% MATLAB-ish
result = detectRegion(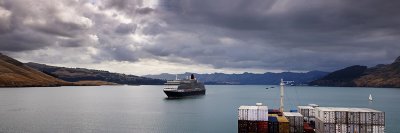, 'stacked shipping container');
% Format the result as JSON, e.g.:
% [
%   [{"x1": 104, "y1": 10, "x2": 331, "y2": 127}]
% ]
[
  {"x1": 277, "y1": 116, "x2": 289, "y2": 133},
  {"x1": 283, "y1": 112, "x2": 304, "y2": 133},
  {"x1": 269, "y1": 116, "x2": 279, "y2": 133},
  {"x1": 314, "y1": 107, "x2": 385, "y2": 133},
  {"x1": 304, "y1": 122, "x2": 315, "y2": 133},
  {"x1": 238, "y1": 104, "x2": 269, "y2": 133},
  {"x1": 298, "y1": 106, "x2": 316, "y2": 128}
]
